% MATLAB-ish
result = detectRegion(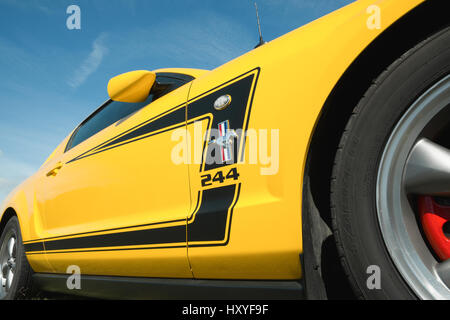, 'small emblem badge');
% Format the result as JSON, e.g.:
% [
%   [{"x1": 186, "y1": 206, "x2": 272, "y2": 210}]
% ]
[
  {"x1": 208, "y1": 120, "x2": 238, "y2": 163},
  {"x1": 214, "y1": 94, "x2": 232, "y2": 111}
]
